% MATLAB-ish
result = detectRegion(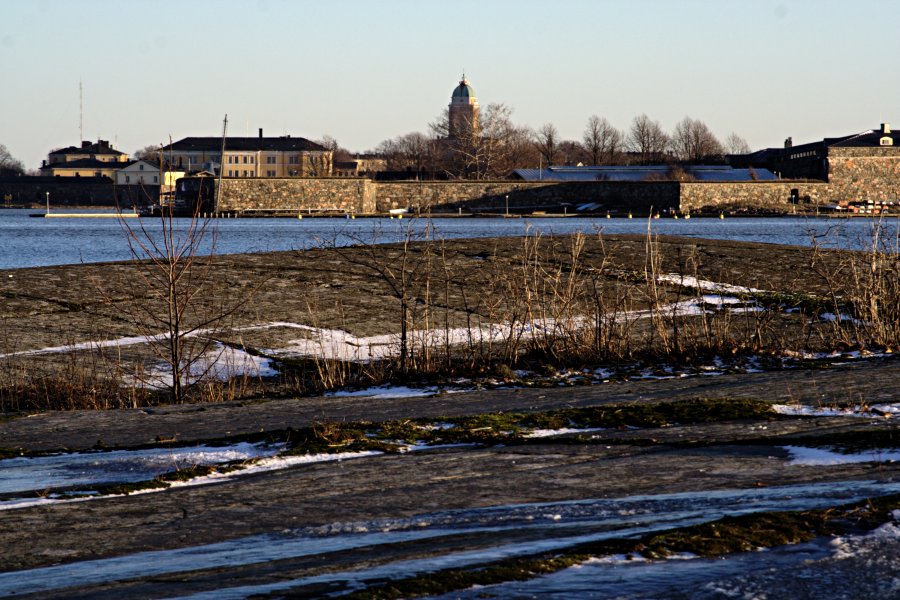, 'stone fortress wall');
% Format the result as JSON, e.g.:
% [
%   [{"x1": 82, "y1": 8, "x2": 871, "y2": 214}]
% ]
[
  {"x1": 6, "y1": 147, "x2": 894, "y2": 214},
  {"x1": 216, "y1": 178, "x2": 684, "y2": 215},
  {"x1": 826, "y1": 147, "x2": 900, "y2": 204},
  {"x1": 215, "y1": 177, "x2": 835, "y2": 215},
  {"x1": 212, "y1": 147, "x2": 899, "y2": 215}
]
